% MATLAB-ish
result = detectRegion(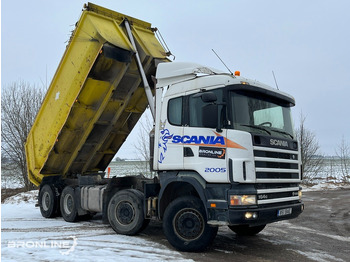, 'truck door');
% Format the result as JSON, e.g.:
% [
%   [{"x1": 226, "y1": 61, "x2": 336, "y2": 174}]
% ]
[
  {"x1": 156, "y1": 95, "x2": 184, "y2": 170},
  {"x1": 183, "y1": 89, "x2": 229, "y2": 183}
]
